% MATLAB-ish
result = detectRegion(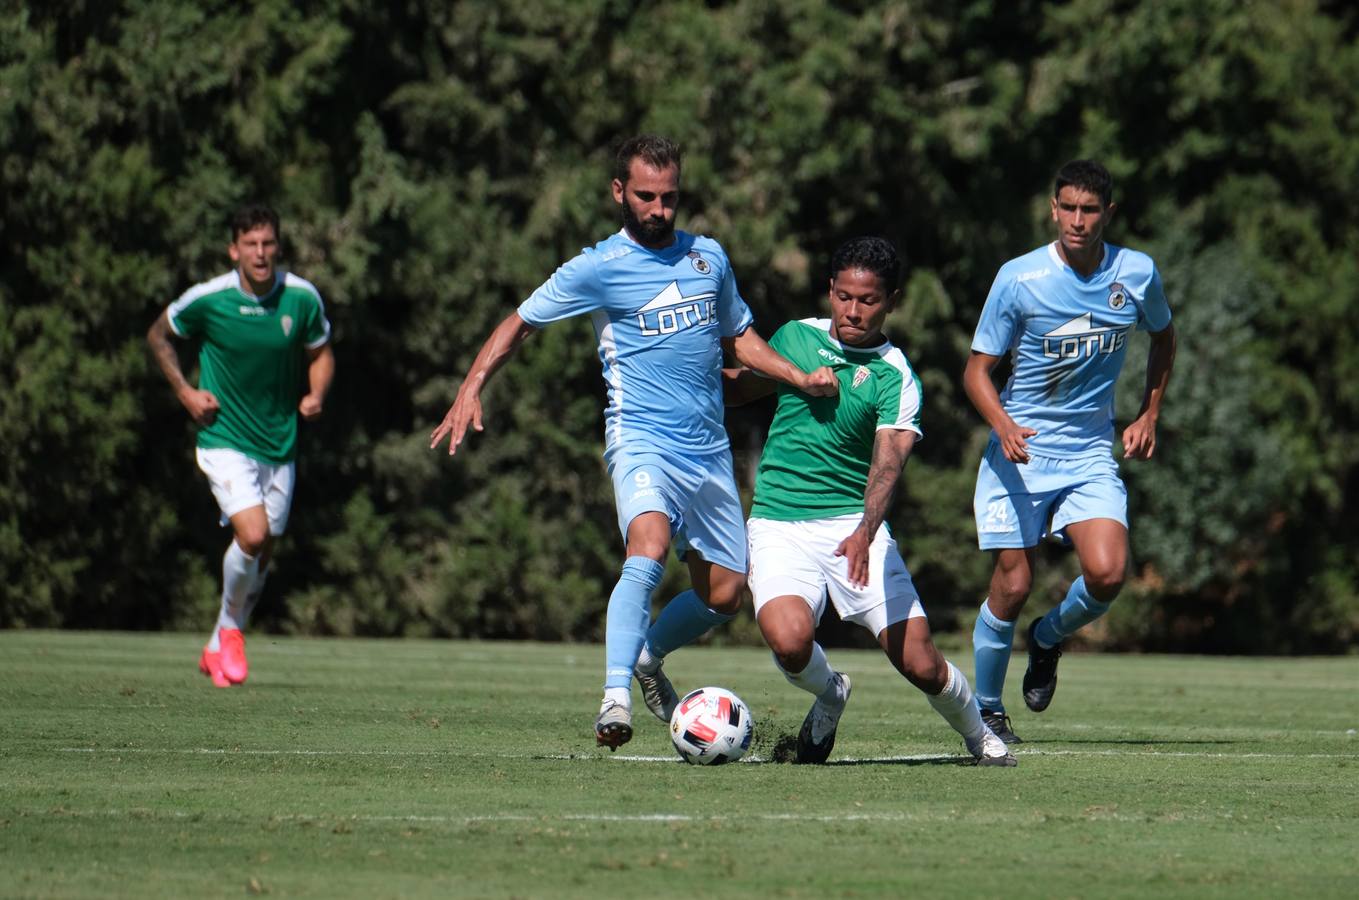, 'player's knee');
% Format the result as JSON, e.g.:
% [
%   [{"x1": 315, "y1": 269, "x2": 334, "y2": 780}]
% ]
[
  {"x1": 761, "y1": 622, "x2": 813, "y2": 669},
  {"x1": 703, "y1": 586, "x2": 743, "y2": 617},
  {"x1": 898, "y1": 648, "x2": 945, "y2": 693},
  {"x1": 701, "y1": 572, "x2": 746, "y2": 616},
  {"x1": 993, "y1": 575, "x2": 1031, "y2": 608},
  {"x1": 234, "y1": 530, "x2": 270, "y2": 558},
  {"x1": 768, "y1": 637, "x2": 812, "y2": 673},
  {"x1": 1084, "y1": 568, "x2": 1125, "y2": 601}
]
